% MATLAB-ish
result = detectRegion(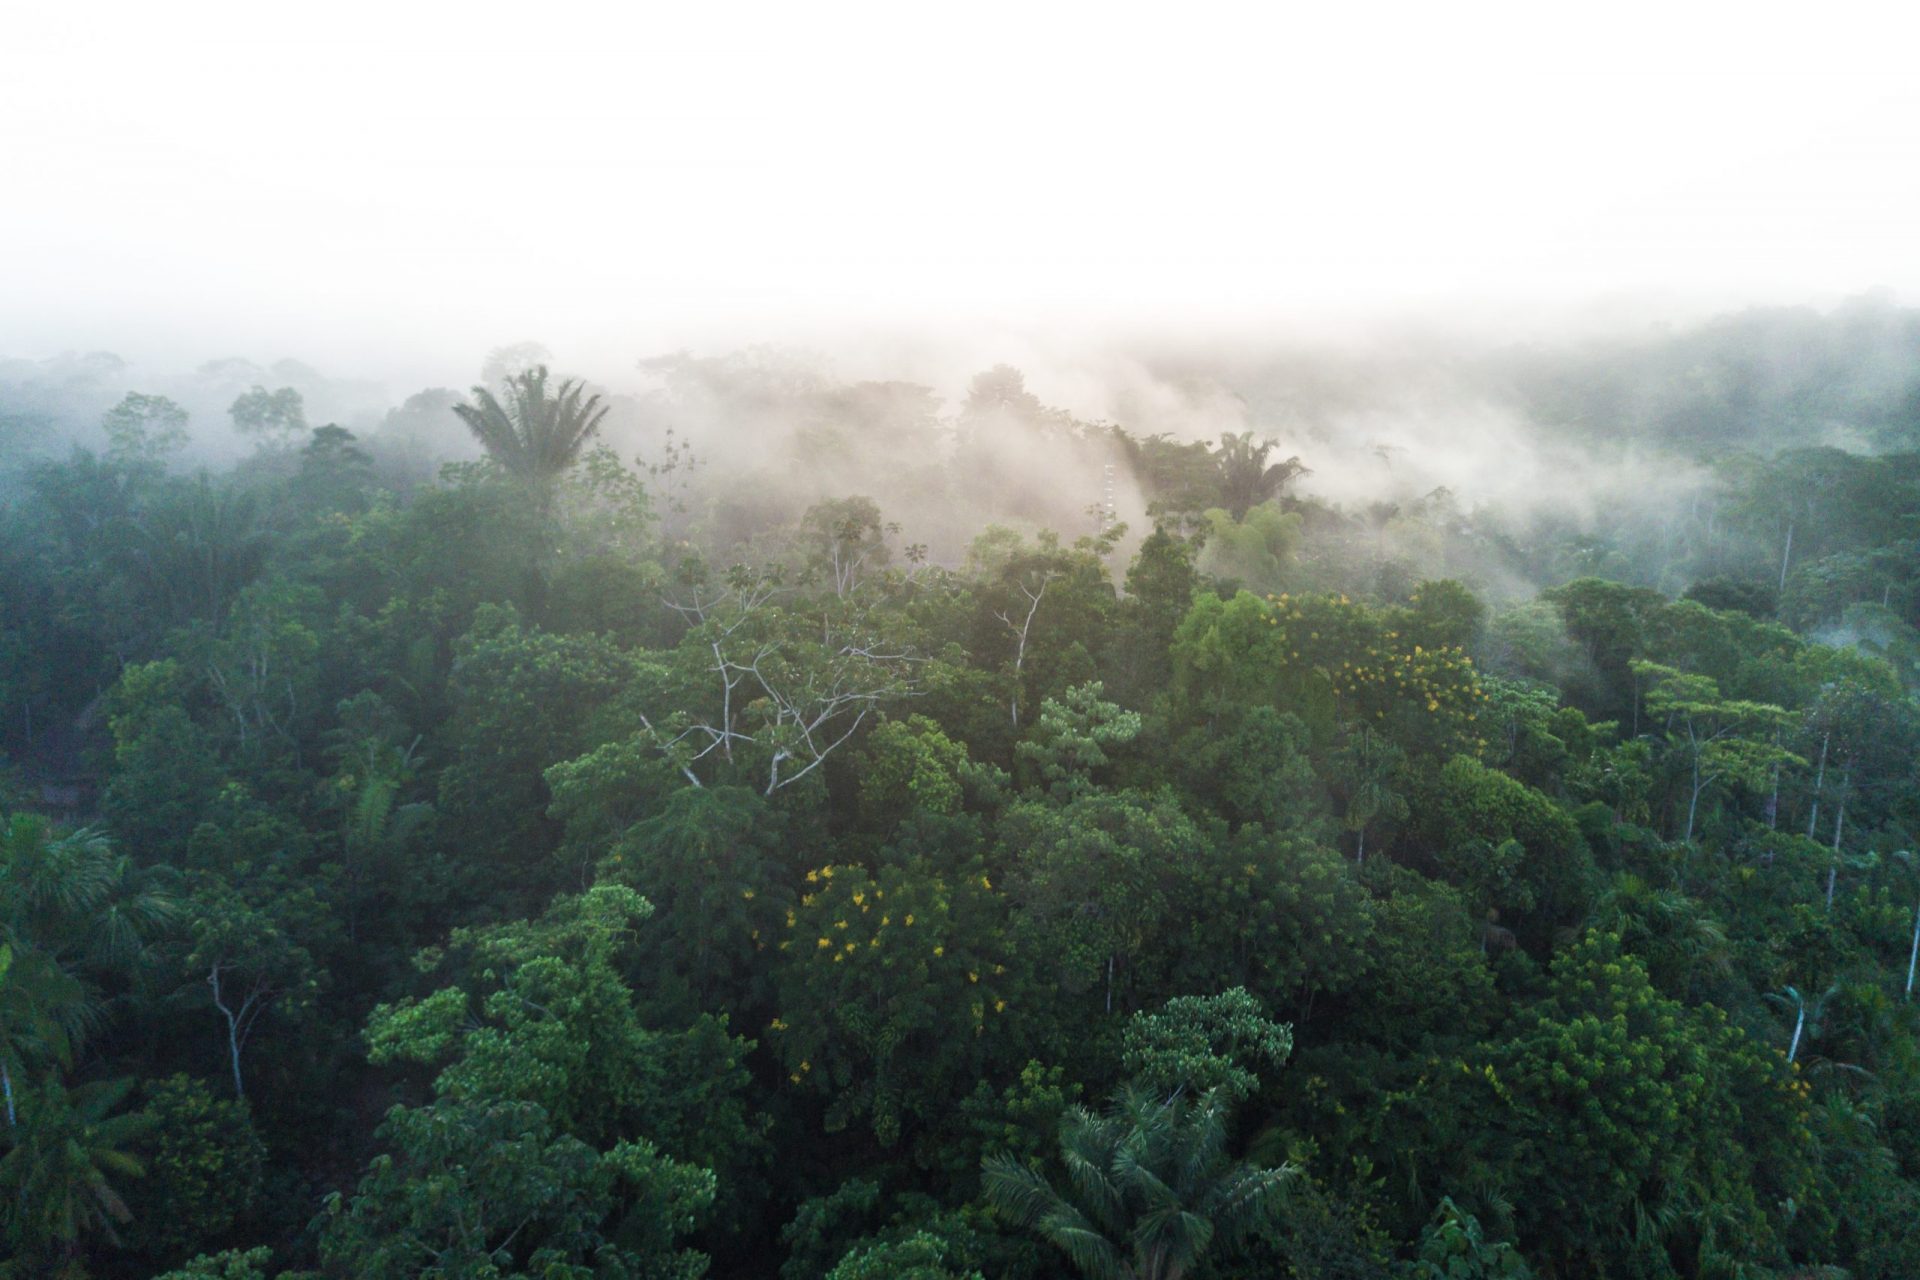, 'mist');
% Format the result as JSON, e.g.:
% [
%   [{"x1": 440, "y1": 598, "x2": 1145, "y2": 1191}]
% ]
[{"x1": 6, "y1": 294, "x2": 1917, "y2": 619}]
